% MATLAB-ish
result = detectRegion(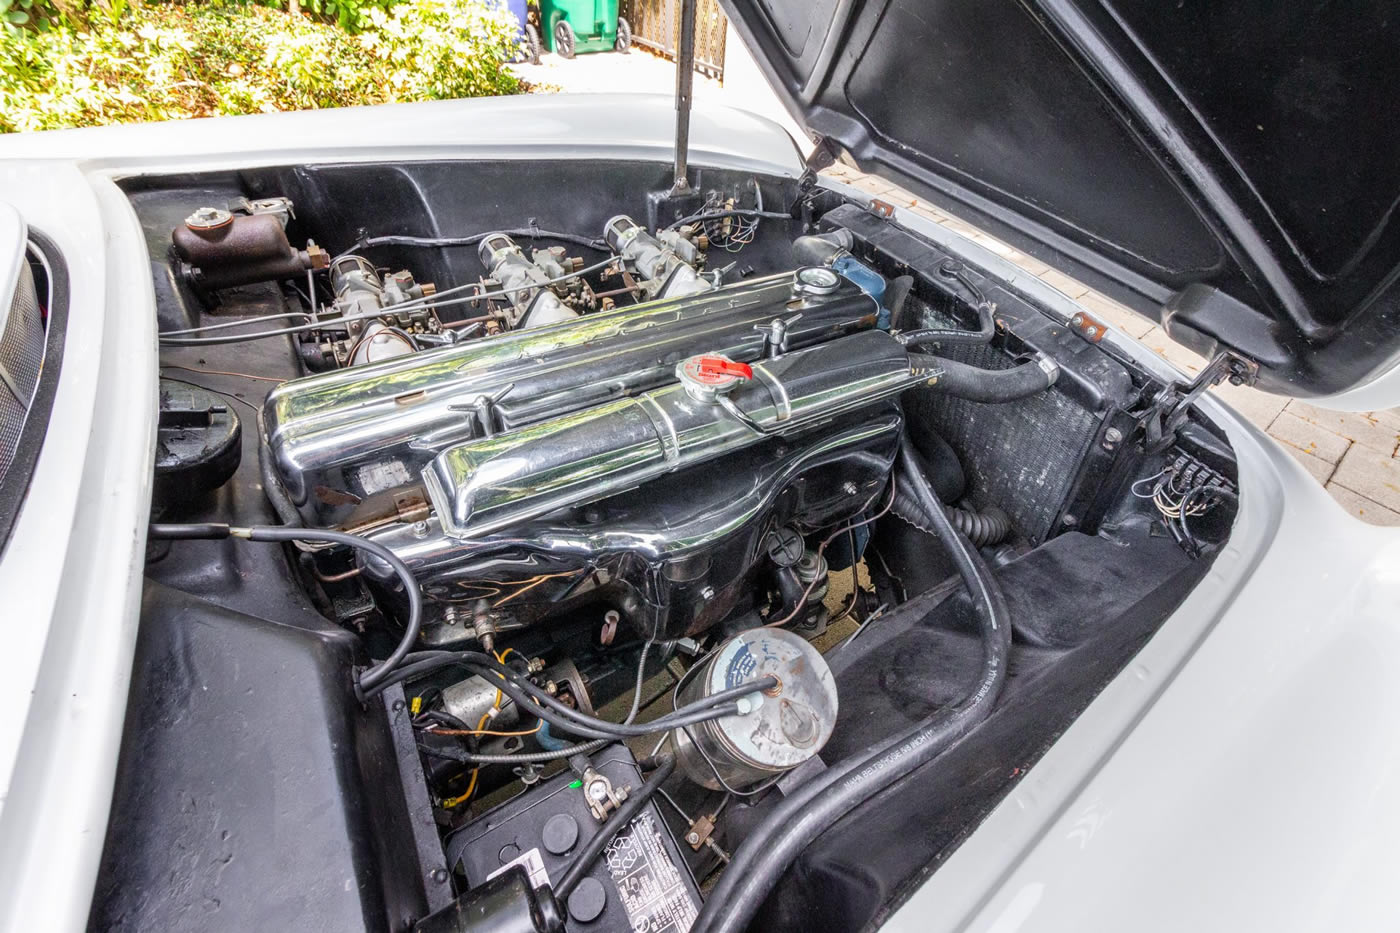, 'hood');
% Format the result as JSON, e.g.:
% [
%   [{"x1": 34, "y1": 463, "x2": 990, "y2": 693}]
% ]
[{"x1": 723, "y1": 0, "x2": 1400, "y2": 402}]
